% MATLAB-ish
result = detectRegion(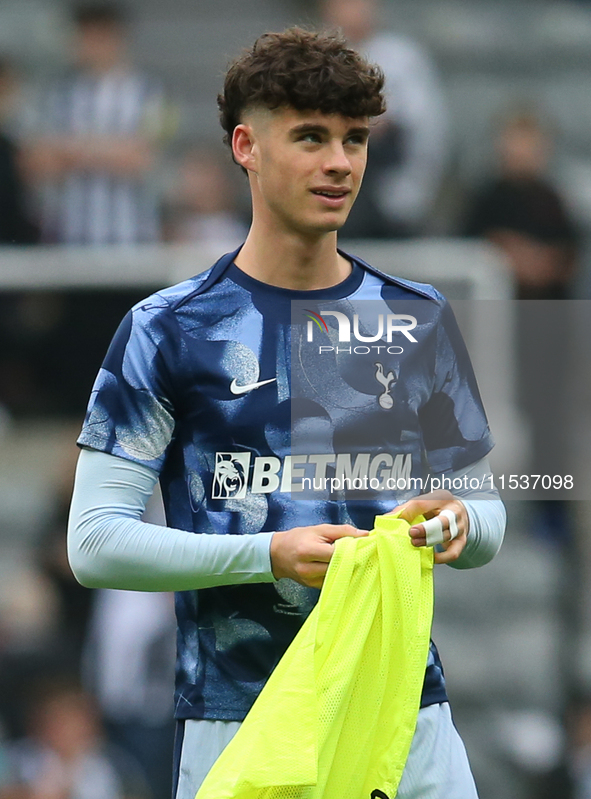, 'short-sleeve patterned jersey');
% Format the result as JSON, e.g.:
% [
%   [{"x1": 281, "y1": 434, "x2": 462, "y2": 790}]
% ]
[{"x1": 78, "y1": 248, "x2": 494, "y2": 721}]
